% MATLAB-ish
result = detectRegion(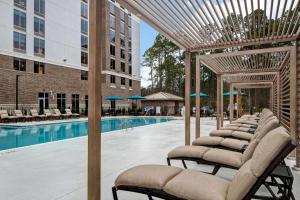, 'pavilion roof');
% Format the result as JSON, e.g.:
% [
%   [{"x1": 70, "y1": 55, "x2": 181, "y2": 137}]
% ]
[{"x1": 116, "y1": 0, "x2": 300, "y2": 51}]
